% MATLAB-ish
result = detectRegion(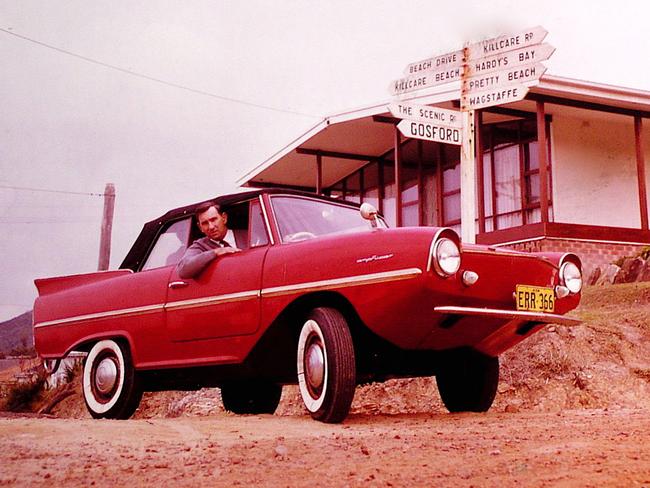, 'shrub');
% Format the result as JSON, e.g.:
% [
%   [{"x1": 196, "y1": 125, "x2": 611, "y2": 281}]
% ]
[
  {"x1": 63, "y1": 360, "x2": 83, "y2": 383},
  {"x1": 1, "y1": 372, "x2": 47, "y2": 412}
]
